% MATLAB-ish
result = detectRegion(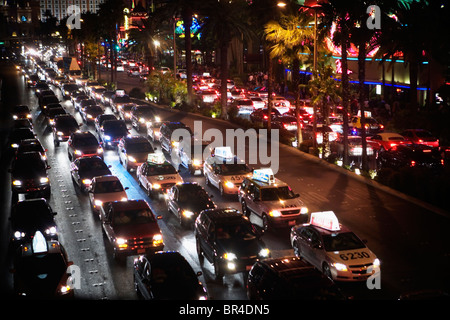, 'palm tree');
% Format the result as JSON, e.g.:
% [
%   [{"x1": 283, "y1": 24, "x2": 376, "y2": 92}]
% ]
[
  {"x1": 199, "y1": 0, "x2": 252, "y2": 119},
  {"x1": 264, "y1": 11, "x2": 314, "y2": 146},
  {"x1": 127, "y1": 13, "x2": 170, "y2": 73},
  {"x1": 307, "y1": 65, "x2": 341, "y2": 159}
]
